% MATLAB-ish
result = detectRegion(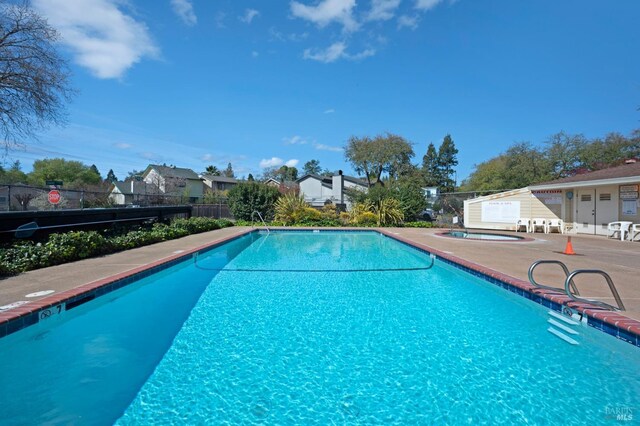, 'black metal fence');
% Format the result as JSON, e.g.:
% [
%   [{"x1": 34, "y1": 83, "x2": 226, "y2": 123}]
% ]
[{"x1": 0, "y1": 184, "x2": 234, "y2": 219}]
